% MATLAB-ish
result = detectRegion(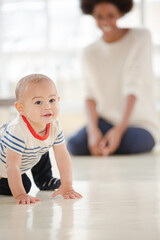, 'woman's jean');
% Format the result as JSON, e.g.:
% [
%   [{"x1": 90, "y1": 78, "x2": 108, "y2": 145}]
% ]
[{"x1": 67, "y1": 118, "x2": 155, "y2": 155}]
